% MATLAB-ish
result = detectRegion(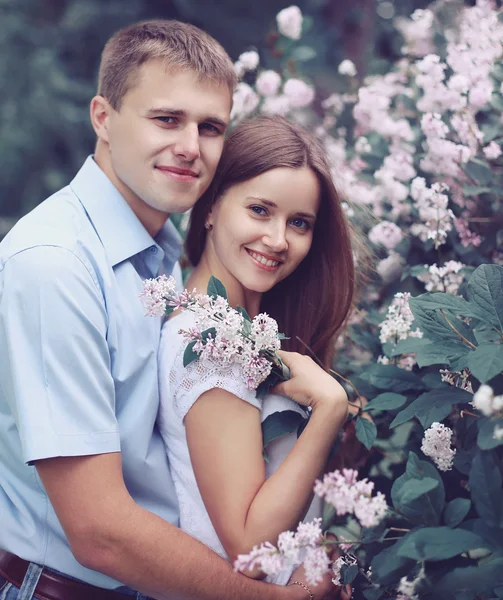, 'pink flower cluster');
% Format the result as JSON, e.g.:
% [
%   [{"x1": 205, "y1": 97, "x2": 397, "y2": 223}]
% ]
[
  {"x1": 378, "y1": 292, "x2": 423, "y2": 346},
  {"x1": 409, "y1": 178, "x2": 454, "y2": 249},
  {"x1": 139, "y1": 275, "x2": 281, "y2": 390},
  {"x1": 314, "y1": 469, "x2": 388, "y2": 528},
  {"x1": 233, "y1": 518, "x2": 328, "y2": 586},
  {"x1": 415, "y1": 260, "x2": 465, "y2": 294}
]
